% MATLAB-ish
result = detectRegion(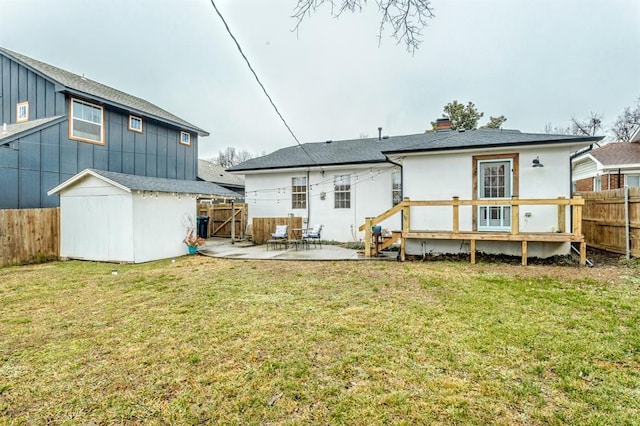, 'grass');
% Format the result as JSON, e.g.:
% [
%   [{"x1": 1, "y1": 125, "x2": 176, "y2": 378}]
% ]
[{"x1": 0, "y1": 257, "x2": 639, "y2": 424}]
